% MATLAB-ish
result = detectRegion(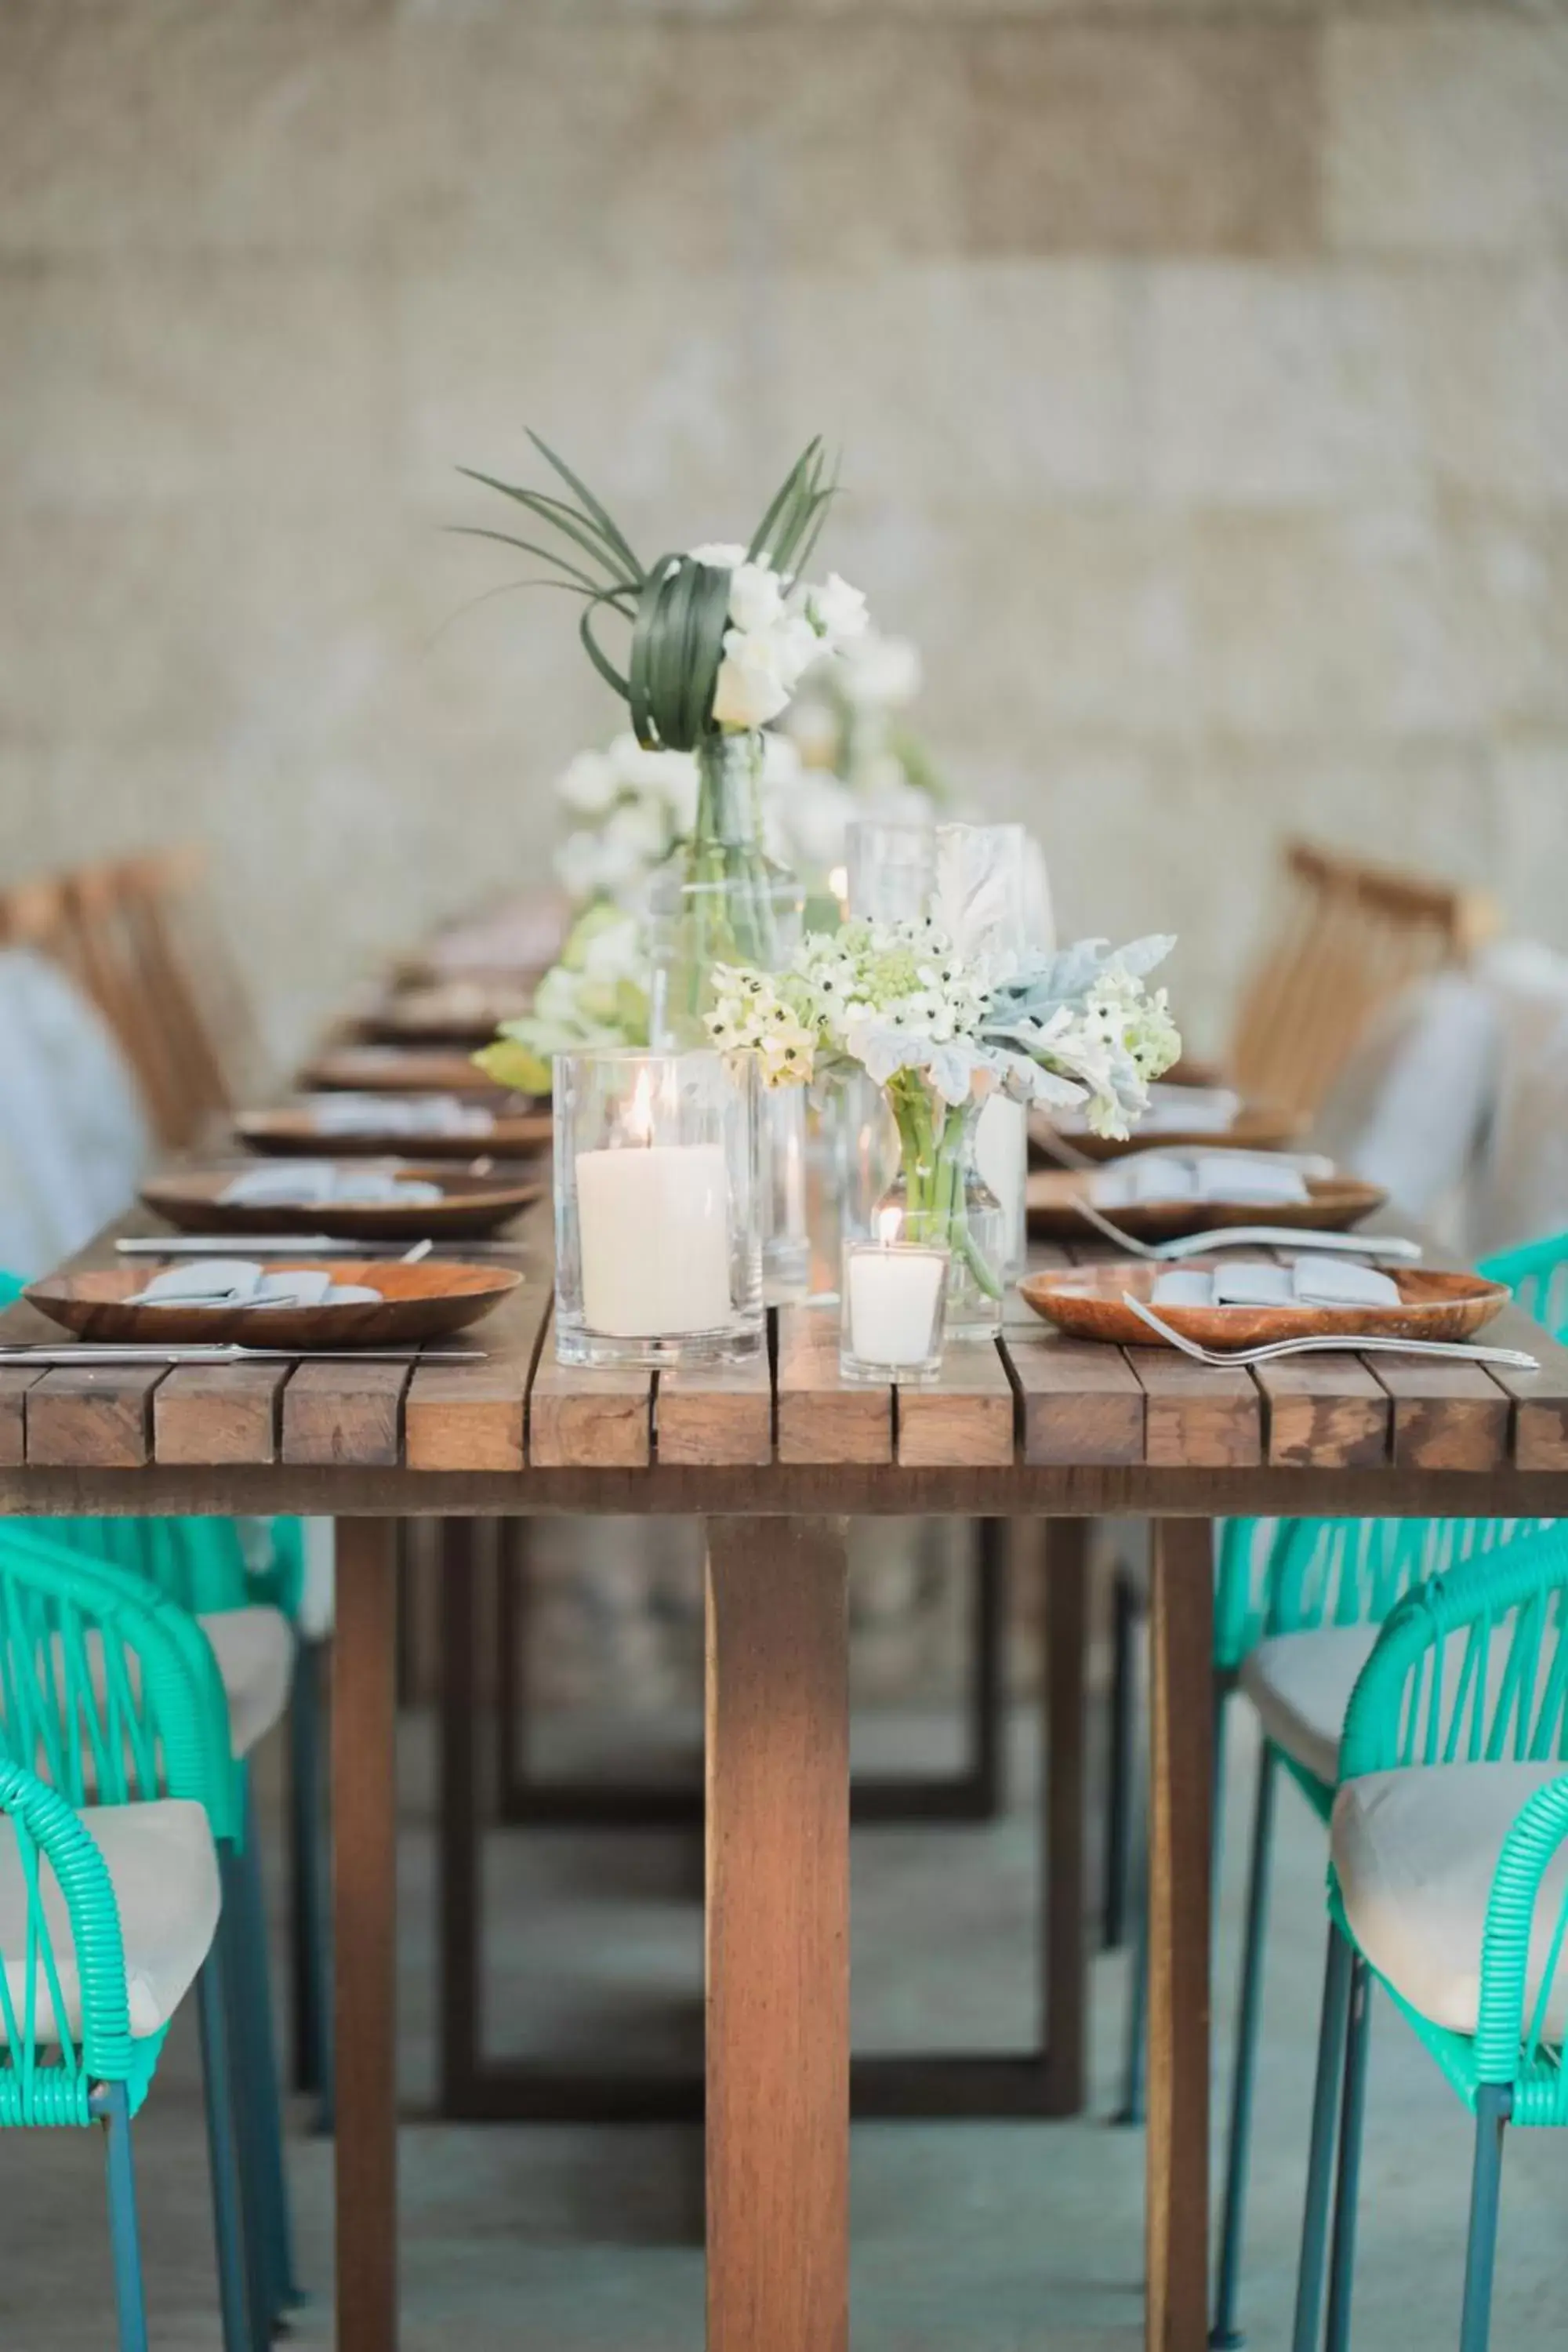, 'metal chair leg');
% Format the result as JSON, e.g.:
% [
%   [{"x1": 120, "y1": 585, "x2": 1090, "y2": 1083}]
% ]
[
  {"x1": 224, "y1": 1803, "x2": 303, "y2": 2318},
  {"x1": 1323, "y1": 1949, "x2": 1373, "y2": 2352},
  {"x1": 289, "y1": 1635, "x2": 335, "y2": 2132},
  {"x1": 1112, "y1": 1773, "x2": 1149, "y2": 2127},
  {"x1": 1210, "y1": 1740, "x2": 1279, "y2": 2350},
  {"x1": 197, "y1": 1947, "x2": 262, "y2": 2352},
  {"x1": 1292, "y1": 1922, "x2": 1354, "y2": 2352},
  {"x1": 1459, "y1": 2085, "x2": 1510, "y2": 2352},
  {"x1": 1102, "y1": 1566, "x2": 1138, "y2": 1951},
  {"x1": 97, "y1": 2082, "x2": 151, "y2": 2352}
]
